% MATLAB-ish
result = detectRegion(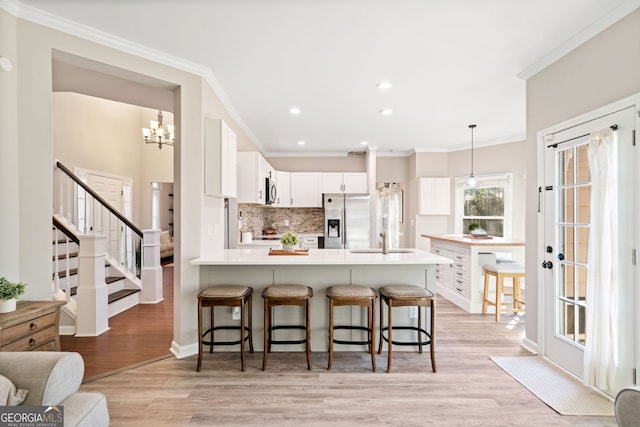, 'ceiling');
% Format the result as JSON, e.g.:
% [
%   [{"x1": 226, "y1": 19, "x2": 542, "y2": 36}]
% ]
[{"x1": 17, "y1": 0, "x2": 639, "y2": 156}]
